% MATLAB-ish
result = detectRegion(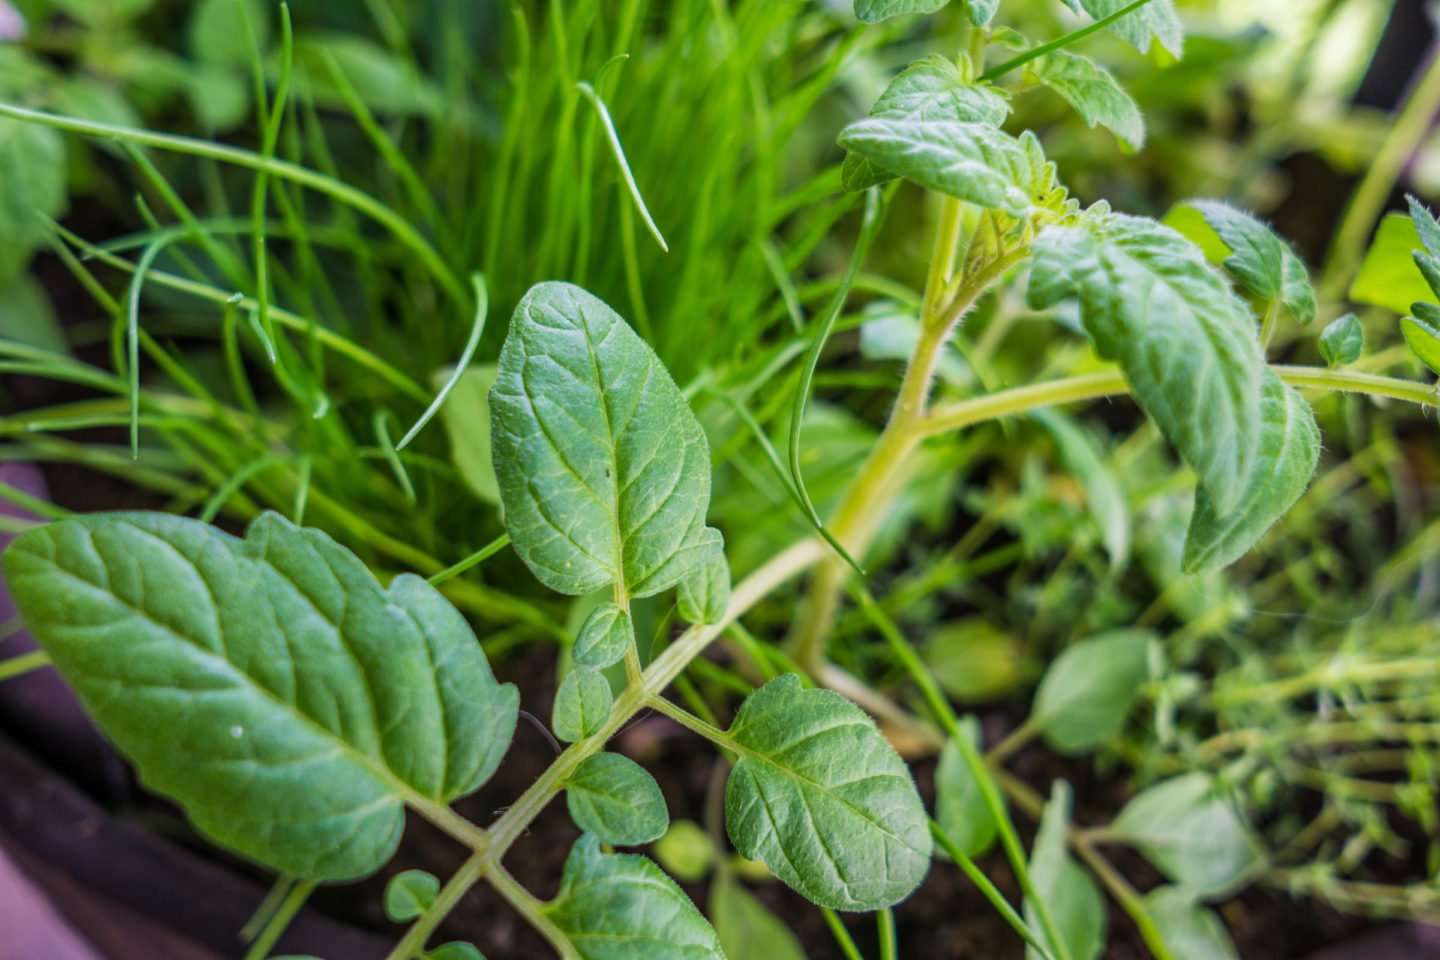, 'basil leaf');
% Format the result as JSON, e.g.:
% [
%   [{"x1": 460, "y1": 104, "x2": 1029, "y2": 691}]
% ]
[
  {"x1": 724, "y1": 674, "x2": 932, "y2": 911},
  {"x1": 553, "y1": 667, "x2": 613, "y2": 743},
  {"x1": 437, "y1": 363, "x2": 501, "y2": 505},
  {"x1": 1033, "y1": 51, "x2": 1144, "y2": 149},
  {"x1": 711, "y1": 874, "x2": 807, "y2": 960},
  {"x1": 1186, "y1": 200, "x2": 1315, "y2": 326},
  {"x1": 1112, "y1": 773, "x2": 1265, "y2": 897},
  {"x1": 1060, "y1": 0, "x2": 1183, "y2": 55},
  {"x1": 1029, "y1": 211, "x2": 1264, "y2": 517},
  {"x1": 935, "y1": 717, "x2": 999, "y2": 858},
  {"x1": 1402, "y1": 315, "x2": 1440, "y2": 376},
  {"x1": 1025, "y1": 782, "x2": 1106, "y2": 960},
  {"x1": 543, "y1": 835, "x2": 724, "y2": 959},
  {"x1": 573, "y1": 602, "x2": 634, "y2": 669},
  {"x1": 2, "y1": 512, "x2": 518, "y2": 881},
  {"x1": 677, "y1": 550, "x2": 730, "y2": 625},
  {"x1": 491, "y1": 282, "x2": 722, "y2": 599},
  {"x1": 1318, "y1": 313, "x2": 1363, "y2": 367},
  {"x1": 565, "y1": 751, "x2": 669, "y2": 845},
  {"x1": 841, "y1": 56, "x2": 1010, "y2": 192},
  {"x1": 385, "y1": 869, "x2": 440, "y2": 922},
  {"x1": 853, "y1": 0, "x2": 950, "y2": 24},
  {"x1": 1182, "y1": 370, "x2": 1320, "y2": 574},
  {"x1": 1031, "y1": 630, "x2": 1152, "y2": 755},
  {"x1": 1143, "y1": 887, "x2": 1240, "y2": 960}
]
